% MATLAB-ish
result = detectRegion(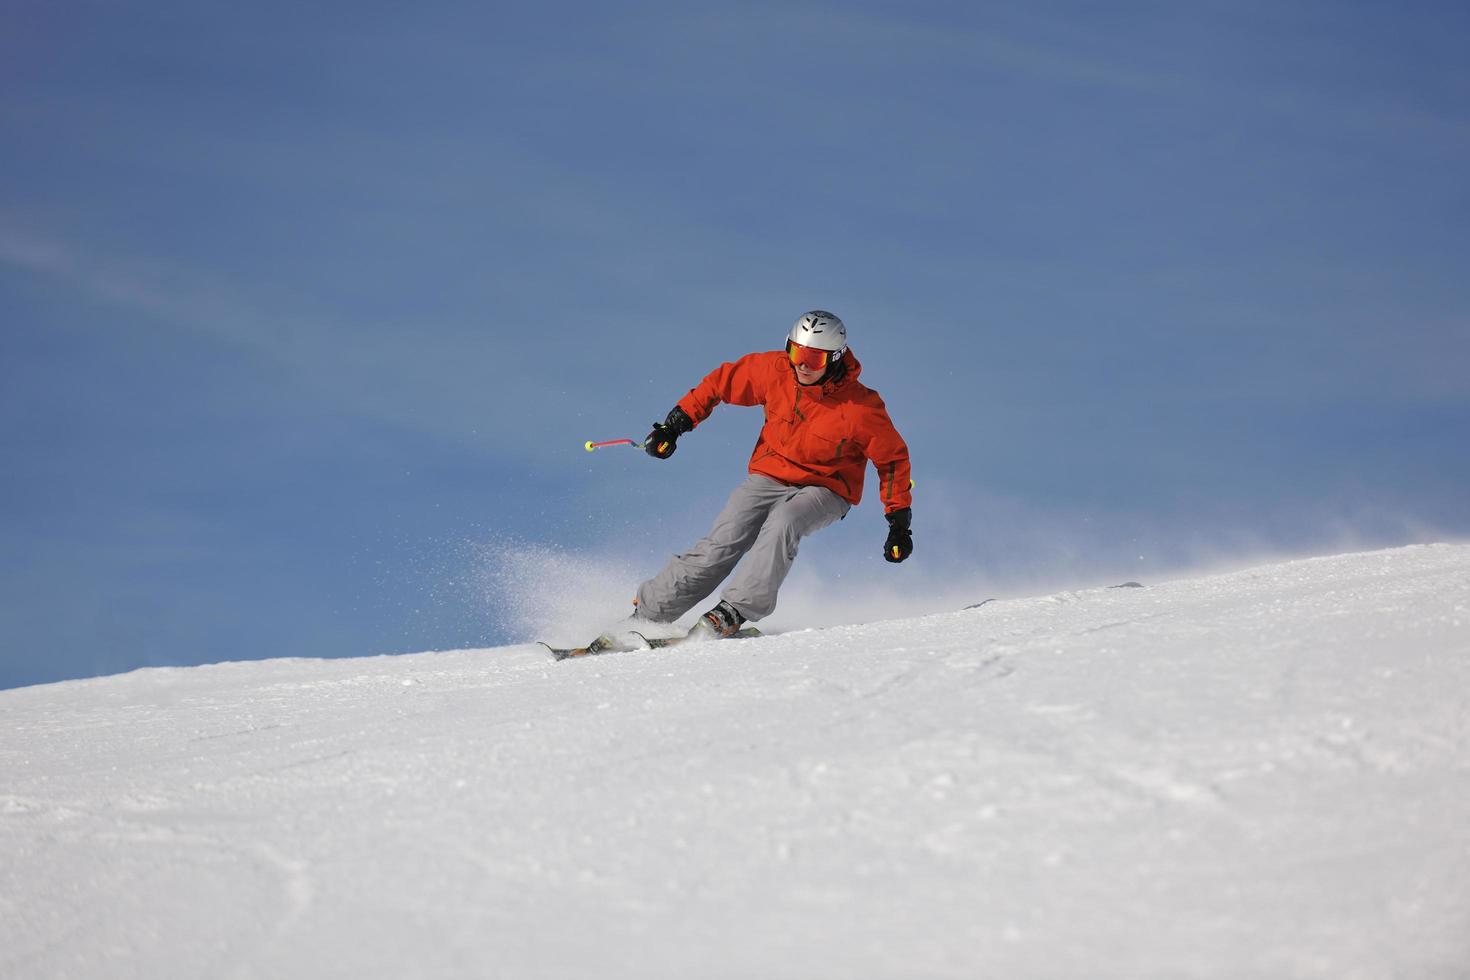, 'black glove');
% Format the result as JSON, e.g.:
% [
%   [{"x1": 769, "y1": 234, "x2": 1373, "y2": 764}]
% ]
[
  {"x1": 883, "y1": 507, "x2": 913, "y2": 563},
  {"x1": 644, "y1": 406, "x2": 694, "y2": 459}
]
